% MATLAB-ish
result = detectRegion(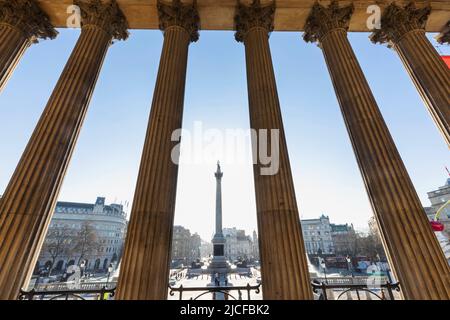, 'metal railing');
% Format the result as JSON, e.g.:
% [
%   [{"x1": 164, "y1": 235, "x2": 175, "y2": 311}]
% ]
[
  {"x1": 169, "y1": 283, "x2": 261, "y2": 300},
  {"x1": 31, "y1": 281, "x2": 116, "y2": 291},
  {"x1": 19, "y1": 282, "x2": 117, "y2": 300},
  {"x1": 18, "y1": 278, "x2": 400, "y2": 300},
  {"x1": 313, "y1": 276, "x2": 389, "y2": 285},
  {"x1": 311, "y1": 280, "x2": 400, "y2": 300}
]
